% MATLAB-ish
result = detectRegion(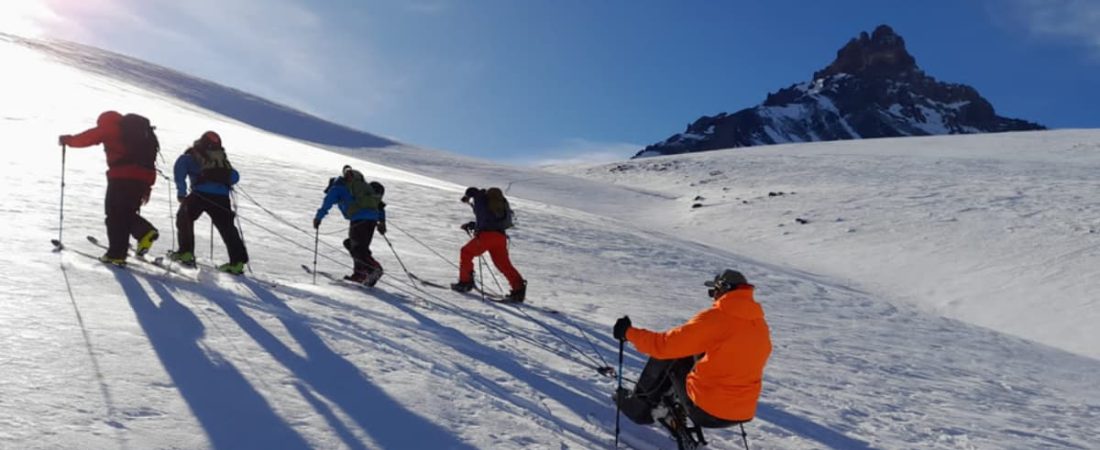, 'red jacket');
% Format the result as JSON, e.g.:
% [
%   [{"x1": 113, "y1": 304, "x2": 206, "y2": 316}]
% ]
[
  {"x1": 626, "y1": 286, "x2": 772, "y2": 421},
  {"x1": 64, "y1": 111, "x2": 156, "y2": 185}
]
